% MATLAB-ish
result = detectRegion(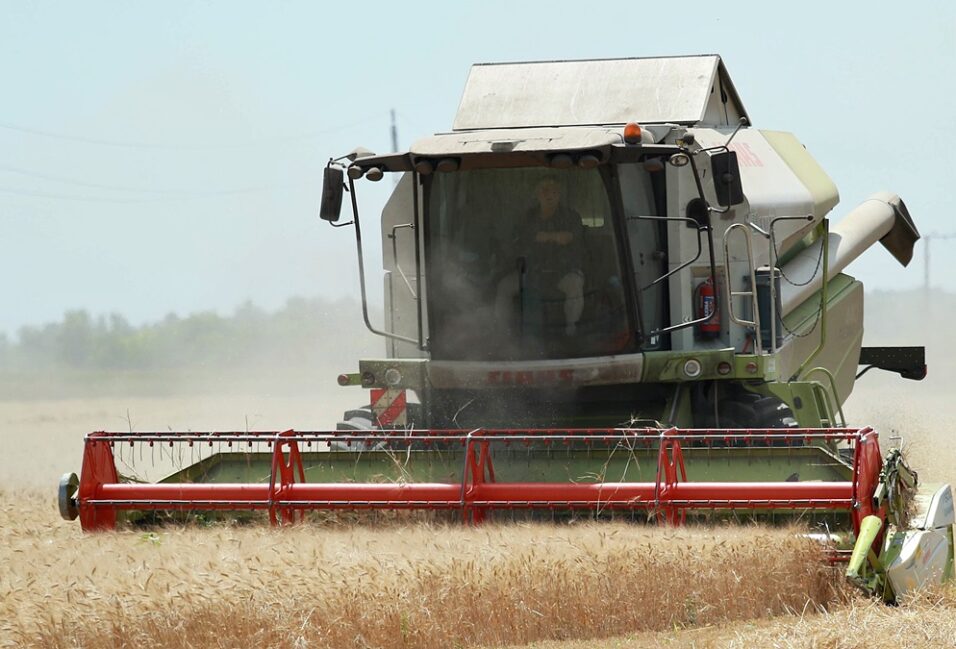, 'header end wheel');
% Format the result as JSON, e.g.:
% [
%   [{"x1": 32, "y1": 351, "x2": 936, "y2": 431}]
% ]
[{"x1": 58, "y1": 472, "x2": 79, "y2": 521}]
